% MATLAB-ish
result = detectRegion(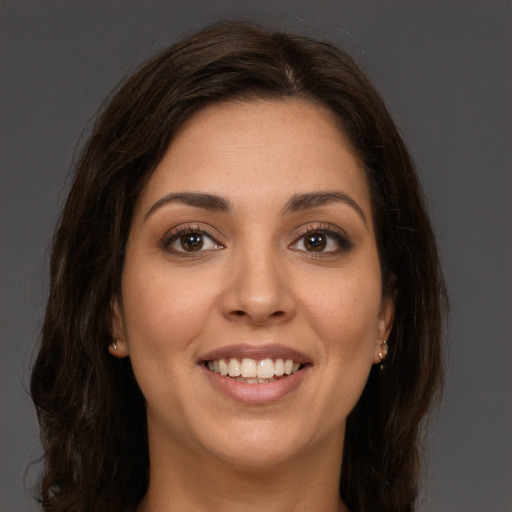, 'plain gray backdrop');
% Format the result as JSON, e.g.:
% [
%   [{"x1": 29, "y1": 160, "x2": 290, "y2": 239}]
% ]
[{"x1": 1, "y1": 1, "x2": 511, "y2": 511}]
